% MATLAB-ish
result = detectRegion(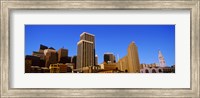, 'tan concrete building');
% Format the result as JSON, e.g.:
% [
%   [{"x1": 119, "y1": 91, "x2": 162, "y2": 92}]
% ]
[
  {"x1": 45, "y1": 50, "x2": 57, "y2": 68},
  {"x1": 32, "y1": 51, "x2": 45, "y2": 60},
  {"x1": 117, "y1": 42, "x2": 140, "y2": 73},
  {"x1": 127, "y1": 41, "x2": 140, "y2": 72},
  {"x1": 49, "y1": 63, "x2": 68, "y2": 73},
  {"x1": 98, "y1": 62, "x2": 120, "y2": 73},
  {"x1": 100, "y1": 62, "x2": 117, "y2": 70},
  {"x1": 116, "y1": 56, "x2": 128, "y2": 72},
  {"x1": 77, "y1": 32, "x2": 95, "y2": 72}
]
